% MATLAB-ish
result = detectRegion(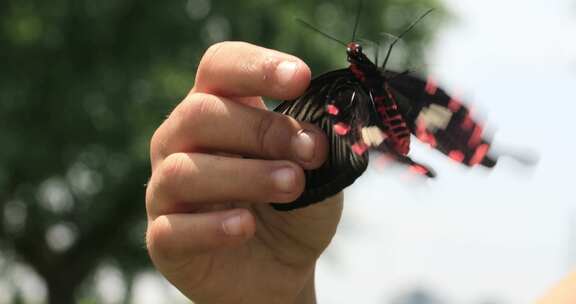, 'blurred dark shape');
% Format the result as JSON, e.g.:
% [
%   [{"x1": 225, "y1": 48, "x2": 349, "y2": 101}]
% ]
[
  {"x1": 389, "y1": 286, "x2": 446, "y2": 304},
  {"x1": 0, "y1": 0, "x2": 444, "y2": 303},
  {"x1": 388, "y1": 287, "x2": 509, "y2": 304}
]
